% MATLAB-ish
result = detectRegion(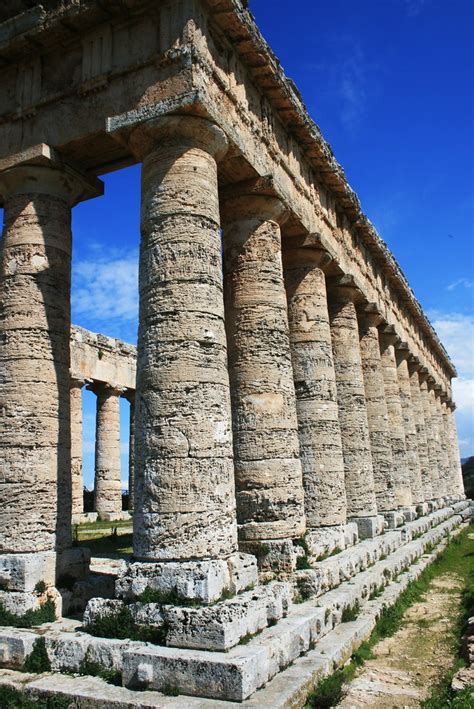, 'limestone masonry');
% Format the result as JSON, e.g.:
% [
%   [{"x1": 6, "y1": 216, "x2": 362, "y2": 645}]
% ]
[{"x1": 0, "y1": 1, "x2": 468, "y2": 706}]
